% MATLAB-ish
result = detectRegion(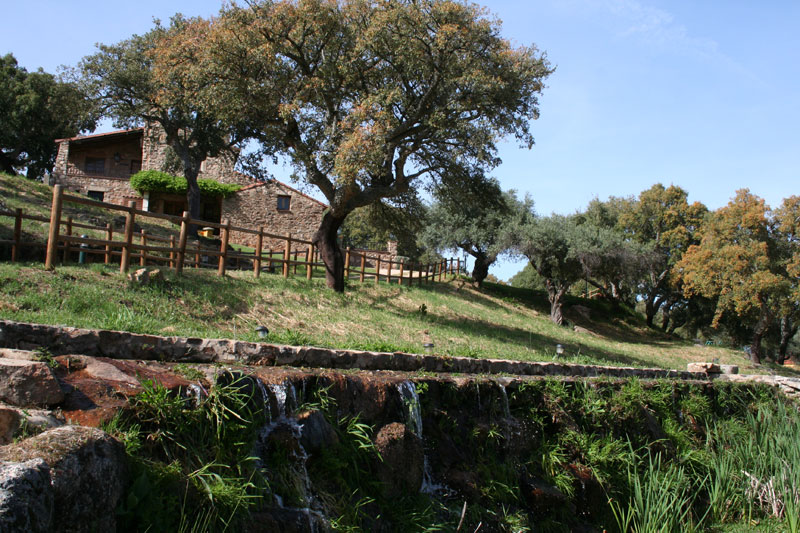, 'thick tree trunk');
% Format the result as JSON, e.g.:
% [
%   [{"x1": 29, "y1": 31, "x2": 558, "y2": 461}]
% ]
[
  {"x1": 313, "y1": 211, "x2": 347, "y2": 292},
  {"x1": 471, "y1": 252, "x2": 491, "y2": 287},
  {"x1": 660, "y1": 296, "x2": 679, "y2": 332},
  {"x1": 184, "y1": 166, "x2": 202, "y2": 238},
  {"x1": 645, "y1": 292, "x2": 667, "y2": 328},
  {"x1": 749, "y1": 308, "x2": 772, "y2": 365},
  {"x1": 778, "y1": 316, "x2": 797, "y2": 364},
  {"x1": 546, "y1": 281, "x2": 568, "y2": 326}
]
